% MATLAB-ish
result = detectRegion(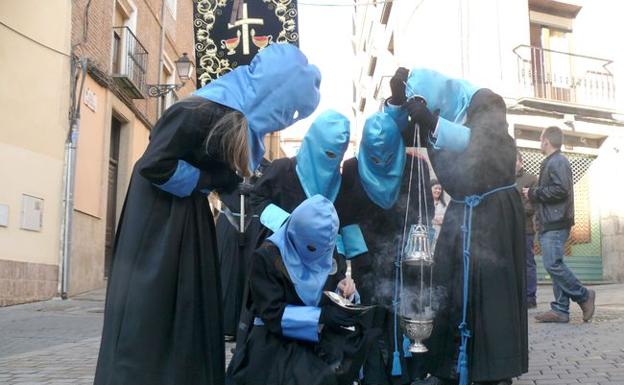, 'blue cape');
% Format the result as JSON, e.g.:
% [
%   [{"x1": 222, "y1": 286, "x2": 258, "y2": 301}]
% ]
[
  {"x1": 194, "y1": 44, "x2": 321, "y2": 171},
  {"x1": 296, "y1": 110, "x2": 350, "y2": 202},
  {"x1": 358, "y1": 112, "x2": 406, "y2": 209},
  {"x1": 268, "y1": 195, "x2": 339, "y2": 306},
  {"x1": 405, "y1": 68, "x2": 479, "y2": 123}
]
